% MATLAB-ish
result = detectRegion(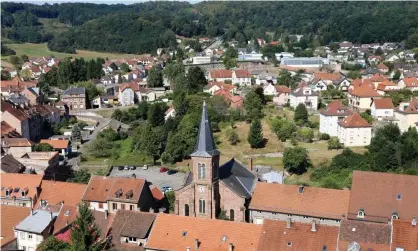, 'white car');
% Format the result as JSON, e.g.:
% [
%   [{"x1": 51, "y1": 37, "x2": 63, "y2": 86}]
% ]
[{"x1": 142, "y1": 165, "x2": 148, "y2": 170}]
